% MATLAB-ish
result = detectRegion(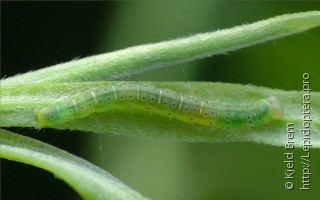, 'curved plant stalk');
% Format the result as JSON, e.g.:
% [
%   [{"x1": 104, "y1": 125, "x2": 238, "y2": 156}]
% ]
[
  {"x1": 0, "y1": 128, "x2": 147, "y2": 200},
  {"x1": 1, "y1": 82, "x2": 319, "y2": 147},
  {"x1": 1, "y1": 11, "x2": 320, "y2": 86}
]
